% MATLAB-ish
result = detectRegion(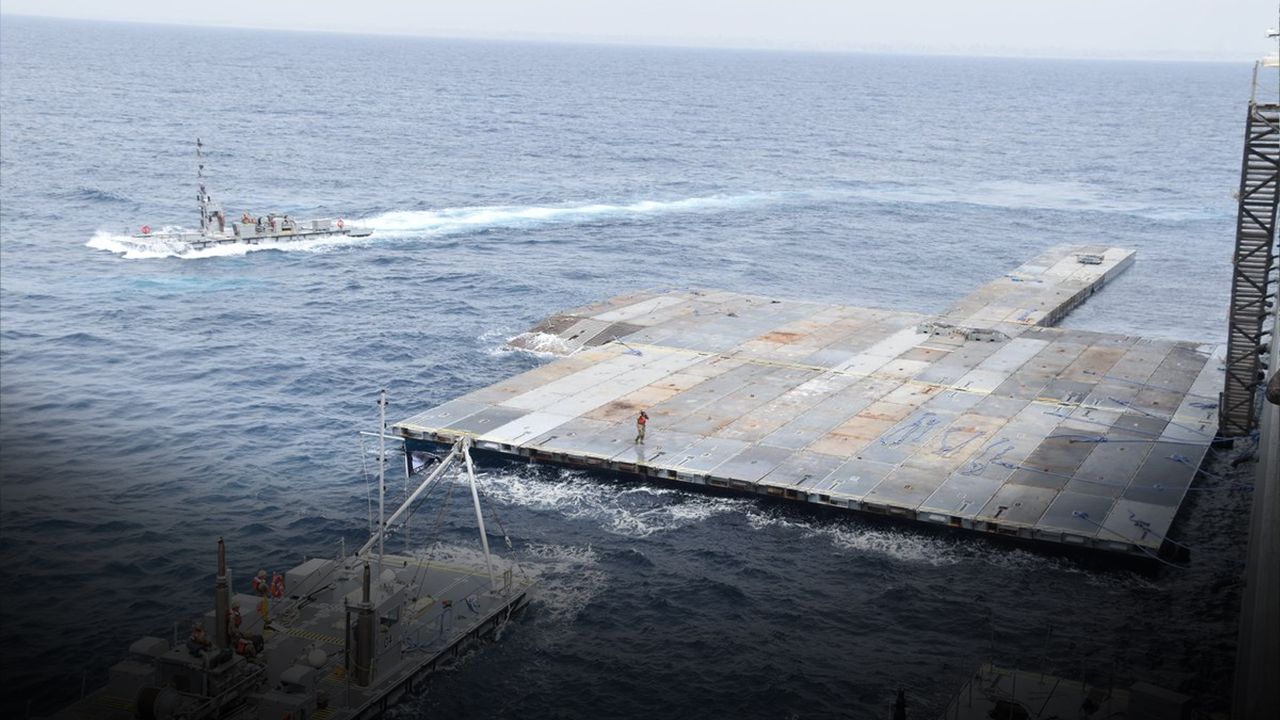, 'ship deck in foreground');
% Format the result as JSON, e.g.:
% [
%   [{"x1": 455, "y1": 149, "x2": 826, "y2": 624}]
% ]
[
  {"x1": 51, "y1": 438, "x2": 531, "y2": 720},
  {"x1": 57, "y1": 553, "x2": 529, "y2": 720},
  {"x1": 395, "y1": 245, "x2": 1222, "y2": 559}
]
